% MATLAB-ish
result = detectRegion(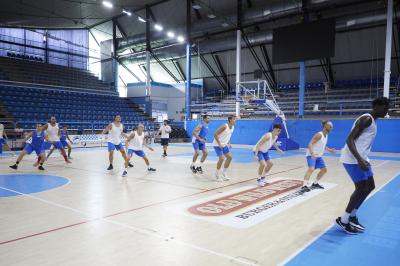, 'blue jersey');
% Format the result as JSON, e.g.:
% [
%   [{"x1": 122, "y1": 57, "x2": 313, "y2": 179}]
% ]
[
  {"x1": 198, "y1": 121, "x2": 209, "y2": 139},
  {"x1": 60, "y1": 131, "x2": 68, "y2": 142},
  {"x1": 32, "y1": 131, "x2": 45, "y2": 147}
]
